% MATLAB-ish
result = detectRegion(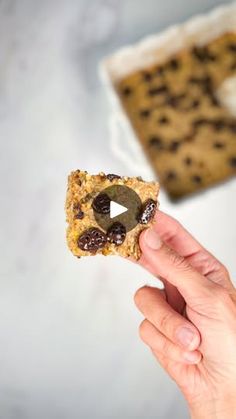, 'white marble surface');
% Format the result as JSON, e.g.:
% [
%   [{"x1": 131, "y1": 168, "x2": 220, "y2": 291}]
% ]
[{"x1": 0, "y1": 1, "x2": 235, "y2": 418}]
